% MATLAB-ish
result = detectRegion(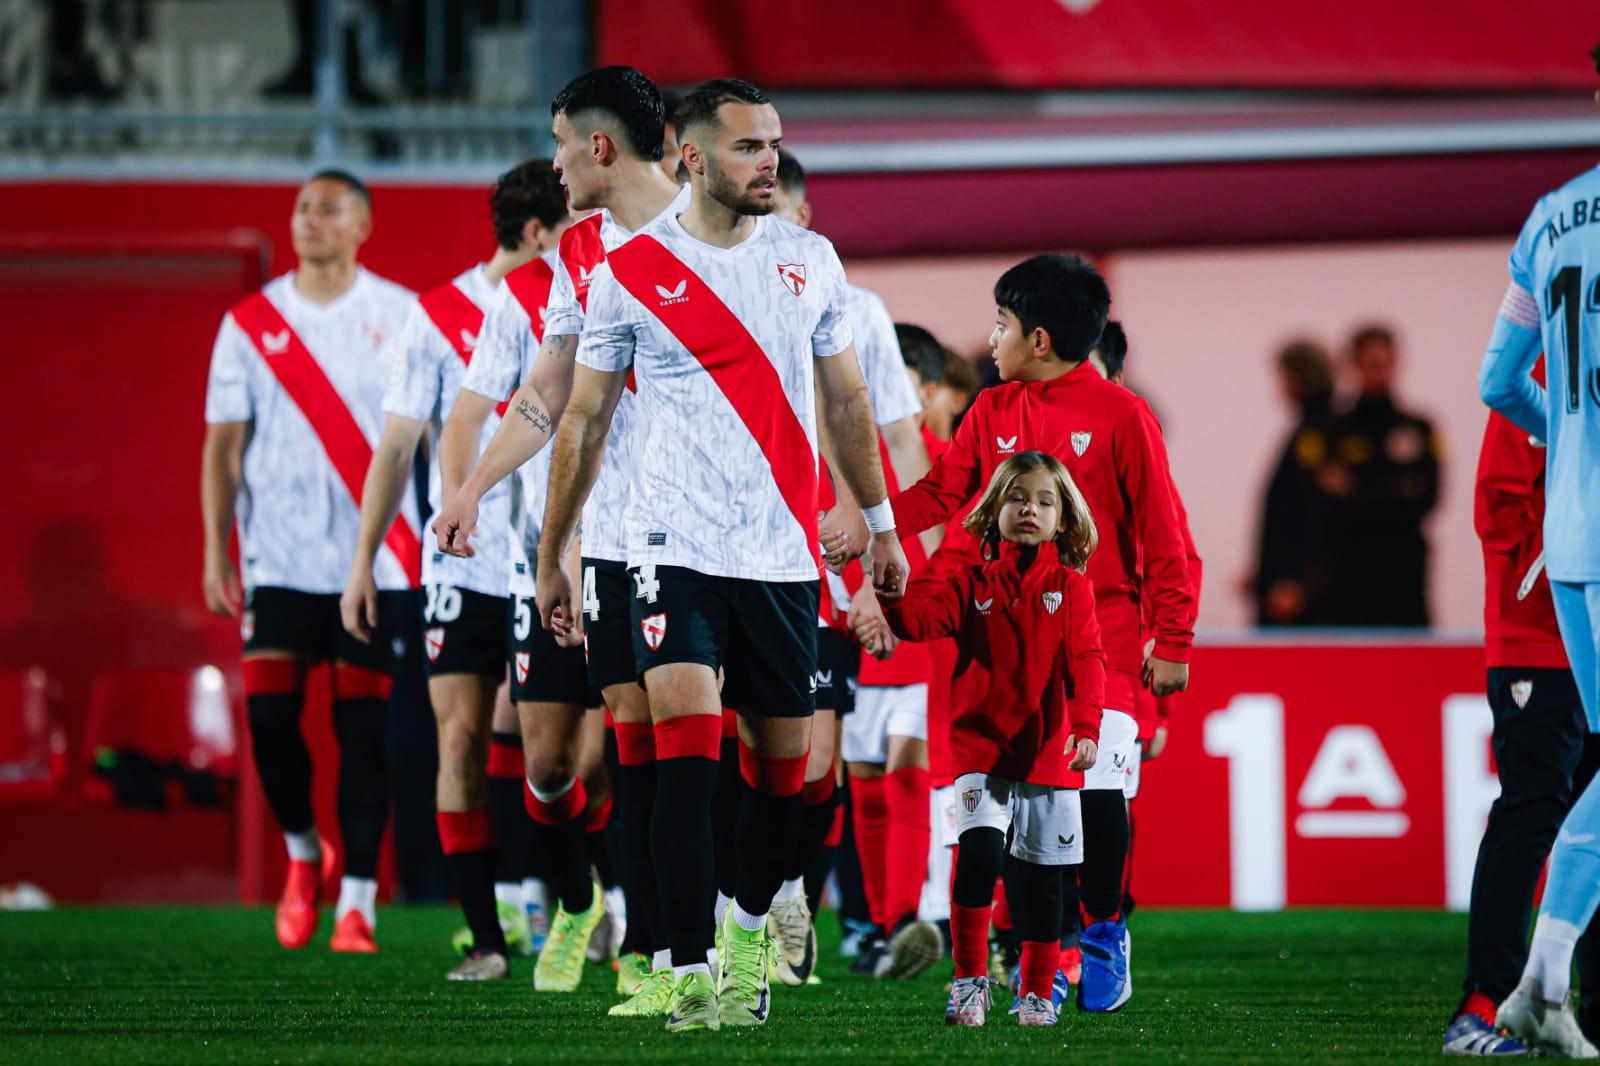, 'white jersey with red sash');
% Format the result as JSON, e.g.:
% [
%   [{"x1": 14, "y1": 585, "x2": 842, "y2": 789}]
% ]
[
  {"x1": 384, "y1": 263, "x2": 510, "y2": 598},
  {"x1": 576, "y1": 211, "x2": 853, "y2": 583},
  {"x1": 543, "y1": 186, "x2": 689, "y2": 565},
  {"x1": 204, "y1": 268, "x2": 421, "y2": 593},
  {"x1": 463, "y1": 250, "x2": 559, "y2": 597}
]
